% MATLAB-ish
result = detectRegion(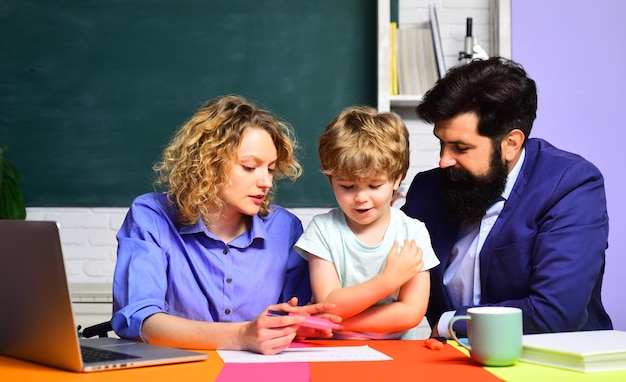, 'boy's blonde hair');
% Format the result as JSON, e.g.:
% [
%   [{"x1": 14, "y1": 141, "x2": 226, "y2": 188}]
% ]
[
  {"x1": 153, "y1": 95, "x2": 301, "y2": 225},
  {"x1": 318, "y1": 106, "x2": 409, "y2": 182}
]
